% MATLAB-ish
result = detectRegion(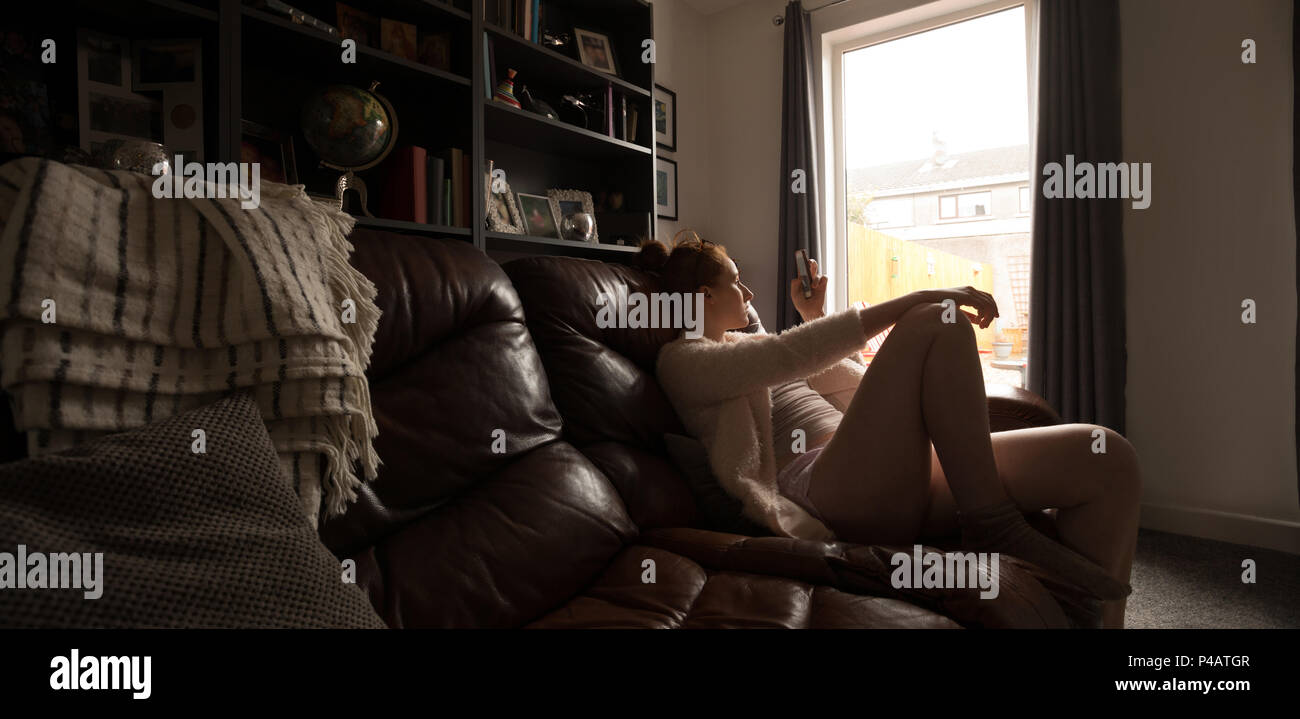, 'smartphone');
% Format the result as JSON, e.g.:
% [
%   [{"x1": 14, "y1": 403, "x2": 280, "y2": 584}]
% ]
[{"x1": 795, "y1": 249, "x2": 813, "y2": 299}]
